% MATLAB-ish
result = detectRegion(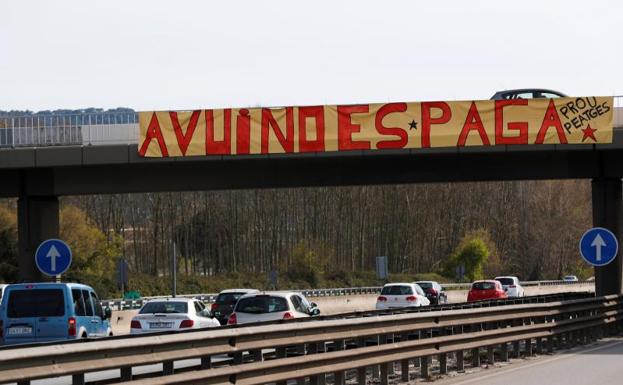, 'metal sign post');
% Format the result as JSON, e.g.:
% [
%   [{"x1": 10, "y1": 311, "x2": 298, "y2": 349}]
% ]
[
  {"x1": 172, "y1": 242, "x2": 177, "y2": 298},
  {"x1": 117, "y1": 258, "x2": 130, "y2": 295}
]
